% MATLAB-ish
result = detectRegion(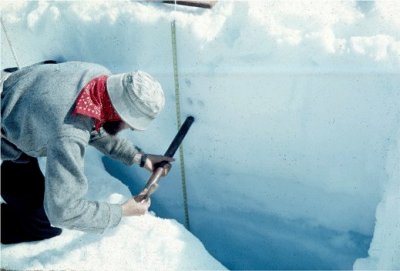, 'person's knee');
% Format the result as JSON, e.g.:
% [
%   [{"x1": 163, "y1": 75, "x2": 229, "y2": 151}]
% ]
[{"x1": 1, "y1": 204, "x2": 62, "y2": 244}]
